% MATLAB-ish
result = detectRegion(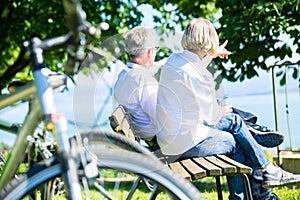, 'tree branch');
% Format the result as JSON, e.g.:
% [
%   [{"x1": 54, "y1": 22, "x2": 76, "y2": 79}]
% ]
[{"x1": 0, "y1": 46, "x2": 30, "y2": 92}]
